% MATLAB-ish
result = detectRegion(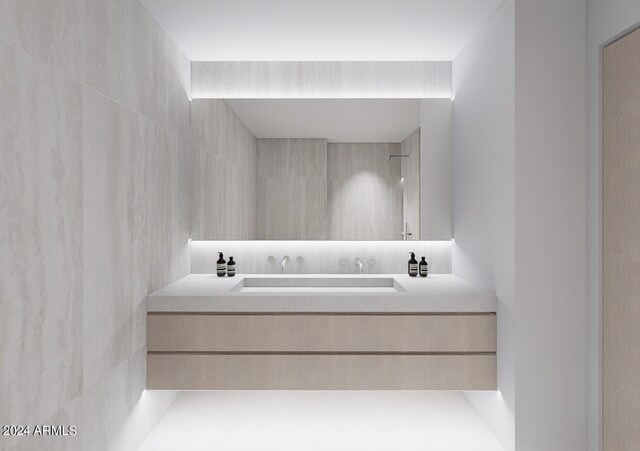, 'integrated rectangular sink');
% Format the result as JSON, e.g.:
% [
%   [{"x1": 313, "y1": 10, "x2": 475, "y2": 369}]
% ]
[{"x1": 231, "y1": 277, "x2": 406, "y2": 293}]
